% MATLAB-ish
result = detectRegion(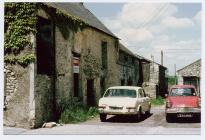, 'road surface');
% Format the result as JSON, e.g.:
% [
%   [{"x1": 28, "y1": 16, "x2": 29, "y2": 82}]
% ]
[{"x1": 3, "y1": 105, "x2": 200, "y2": 135}]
